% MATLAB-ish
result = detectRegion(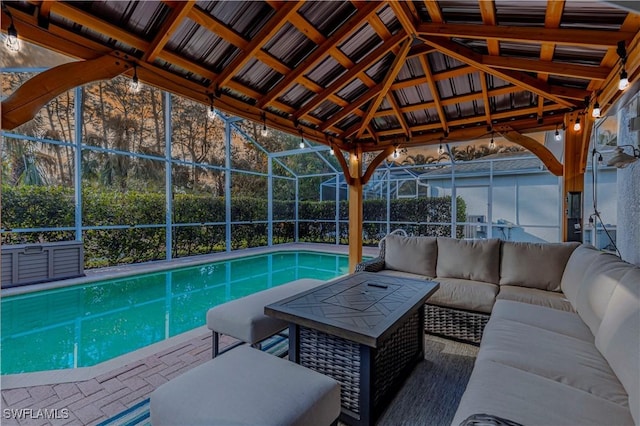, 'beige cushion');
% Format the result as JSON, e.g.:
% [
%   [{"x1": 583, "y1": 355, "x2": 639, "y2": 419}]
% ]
[
  {"x1": 496, "y1": 285, "x2": 575, "y2": 312},
  {"x1": 491, "y1": 300, "x2": 592, "y2": 342},
  {"x1": 500, "y1": 241, "x2": 579, "y2": 291},
  {"x1": 561, "y1": 245, "x2": 603, "y2": 307},
  {"x1": 596, "y1": 267, "x2": 640, "y2": 425},
  {"x1": 436, "y1": 238, "x2": 500, "y2": 284},
  {"x1": 479, "y1": 313, "x2": 628, "y2": 406},
  {"x1": 576, "y1": 253, "x2": 632, "y2": 336},
  {"x1": 150, "y1": 346, "x2": 341, "y2": 426},
  {"x1": 384, "y1": 234, "x2": 437, "y2": 277},
  {"x1": 375, "y1": 269, "x2": 429, "y2": 281},
  {"x1": 206, "y1": 278, "x2": 323, "y2": 344},
  {"x1": 429, "y1": 277, "x2": 498, "y2": 313},
  {"x1": 452, "y1": 359, "x2": 634, "y2": 426}
]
